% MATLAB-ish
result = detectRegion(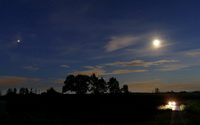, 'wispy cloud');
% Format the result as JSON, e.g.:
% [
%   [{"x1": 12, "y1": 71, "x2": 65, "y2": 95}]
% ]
[
  {"x1": 124, "y1": 41, "x2": 174, "y2": 58},
  {"x1": 72, "y1": 66, "x2": 106, "y2": 76},
  {"x1": 105, "y1": 60, "x2": 151, "y2": 67},
  {"x1": 156, "y1": 64, "x2": 189, "y2": 71},
  {"x1": 186, "y1": 51, "x2": 200, "y2": 56},
  {"x1": 155, "y1": 60, "x2": 179, "y2": 64},
  {"x1": 59, "y1": 65, "x2": 70, "y2": 68},
  {"x1": 22, "y1": 66, "x2": 39, "y2": 71},
  {"x1": 72, "y1": 59, "x2": 179, "y2": 76},
  {"x1": 0, "y1": 76, "x2": 41, "y2": 90},
  {"x1": 72, "y1": 66, "x2": 147, "y2": 76},
  {"x1": 104, "y1": 36, "x2": 140, "y2": 52},
  {"x1": 0, "y1": 76, "x2": 40, "y2": 84},
  {"x1": 107, "y1": 69, "x2": 147, "y2": 75},
  {"x1": 105, "y1": 59, "x2": 178, "y2": 67}
]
